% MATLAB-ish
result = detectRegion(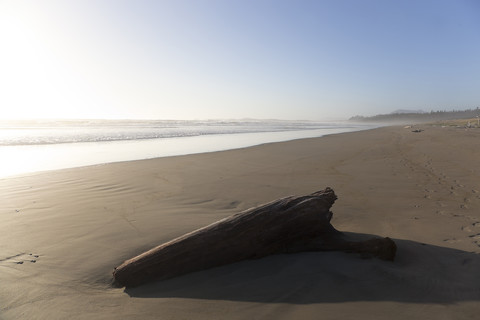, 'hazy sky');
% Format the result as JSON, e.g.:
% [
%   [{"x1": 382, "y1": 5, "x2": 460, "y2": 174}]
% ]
[{"x1": 1, "y1": 0, "x2": 479, "y2": 120}]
